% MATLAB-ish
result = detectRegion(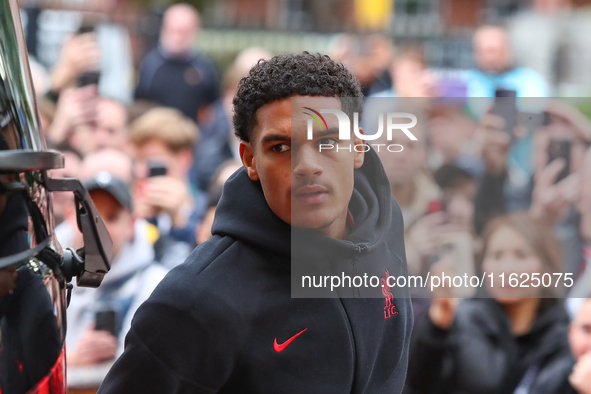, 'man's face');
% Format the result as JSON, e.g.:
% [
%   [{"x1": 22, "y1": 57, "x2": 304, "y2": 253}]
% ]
[
  {"x1": 70, "y1": 99, "x2": 128, "y2": 155},
  {"x1": 90, "y1": 190, "x2": 133, "y2": 259},
  {"x1": 474, "y1": 27, "x2": 511, "y2": 74},
  {"x1": 240, "y1": 96, "x2": 365, "y2": 238},
  {"x1": 570, "y1": 299, "x2": 591, "y2": 361},
  {"x1": 160, "y1": 9, "x2": 197, "y2": 56}
]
